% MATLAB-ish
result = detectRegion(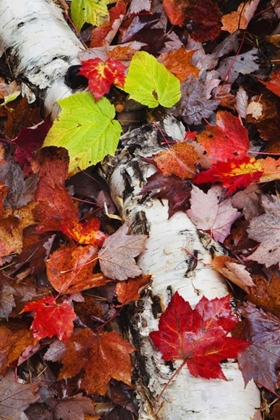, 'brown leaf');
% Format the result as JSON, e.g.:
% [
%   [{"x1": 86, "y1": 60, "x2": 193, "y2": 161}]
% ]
[
  {"x1": 98, "y1": 224, "x2": 147, "y2": 280},
  {"x1": 0, "y1": 320, "x2": 34, "y2": 375},
  {"x1": 116, "y1": 274, "x2": 151, "y2": 304},
  {"x1": 0, "y1": 369, "x2": 39, "y2": 419},
  {"x1": 212, "y1": 255, "x2": 255, "y2": 294},
  {"x1": 59, "y1": 329, "x2": 135, "y2": 395},
  {"x1": 158, "y1": 48, "x2": 199, "y2": 82}
]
